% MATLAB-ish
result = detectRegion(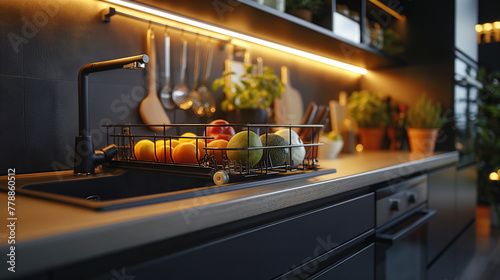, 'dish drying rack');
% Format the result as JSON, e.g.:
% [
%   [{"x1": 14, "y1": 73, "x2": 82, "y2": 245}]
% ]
[{"x1": 102, "y1": 123, "x2": 325, "y2": 185}]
